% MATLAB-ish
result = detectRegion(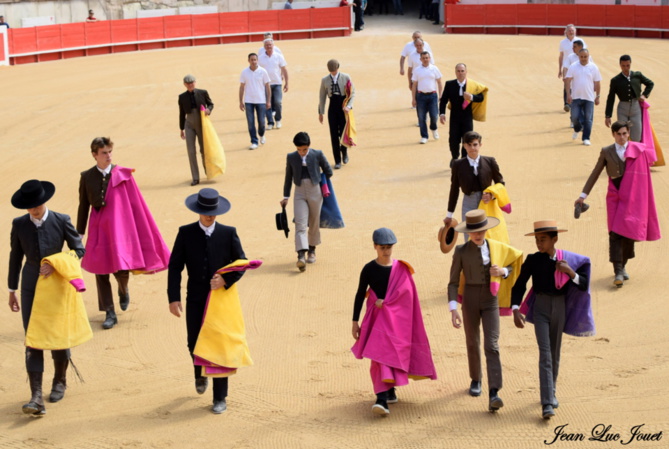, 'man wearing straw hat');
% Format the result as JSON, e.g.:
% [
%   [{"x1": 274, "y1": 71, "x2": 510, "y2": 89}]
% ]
[
  {"x1": 511, "y1": 220, "x2": 594, "y2": 420},
  {"x1": 178, "y1": 74, "x2": 214, "y2": 186},
  {"x1": 448, "y1": 209, "x2": 522, "y2": 412},
  {"x1": 168, "y1": 188, "x2": 246, "y2": 414},
  {"x1": 8, "y1": 180, "x2": 85, "y2": 416}
]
